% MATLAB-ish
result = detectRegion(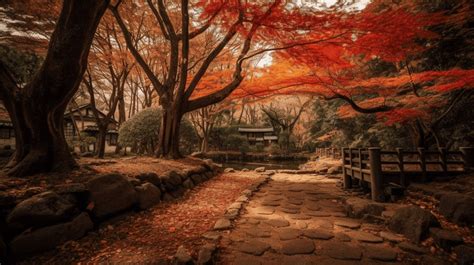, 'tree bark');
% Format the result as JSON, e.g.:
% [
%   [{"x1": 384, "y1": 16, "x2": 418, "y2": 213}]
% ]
[
  {"x1": 0, "y1": 0, "x2": 109, "y2": 177},
  {"x1": 96, "y1": 125, "x2": 108, "y2": 158},
  {"x1": 156, "y1": 107, "x2": 182, "y2": 158}
]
